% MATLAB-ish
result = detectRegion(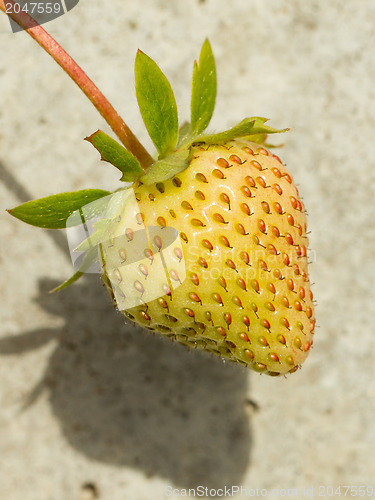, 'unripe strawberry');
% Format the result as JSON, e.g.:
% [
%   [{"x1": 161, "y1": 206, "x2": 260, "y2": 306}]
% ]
[
  {"x1": 100, "y1": 139, "x2": 315, "y2": 376},
  {"x1": 7, "y1": 39, "x2": 315, "y2": 376}
]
